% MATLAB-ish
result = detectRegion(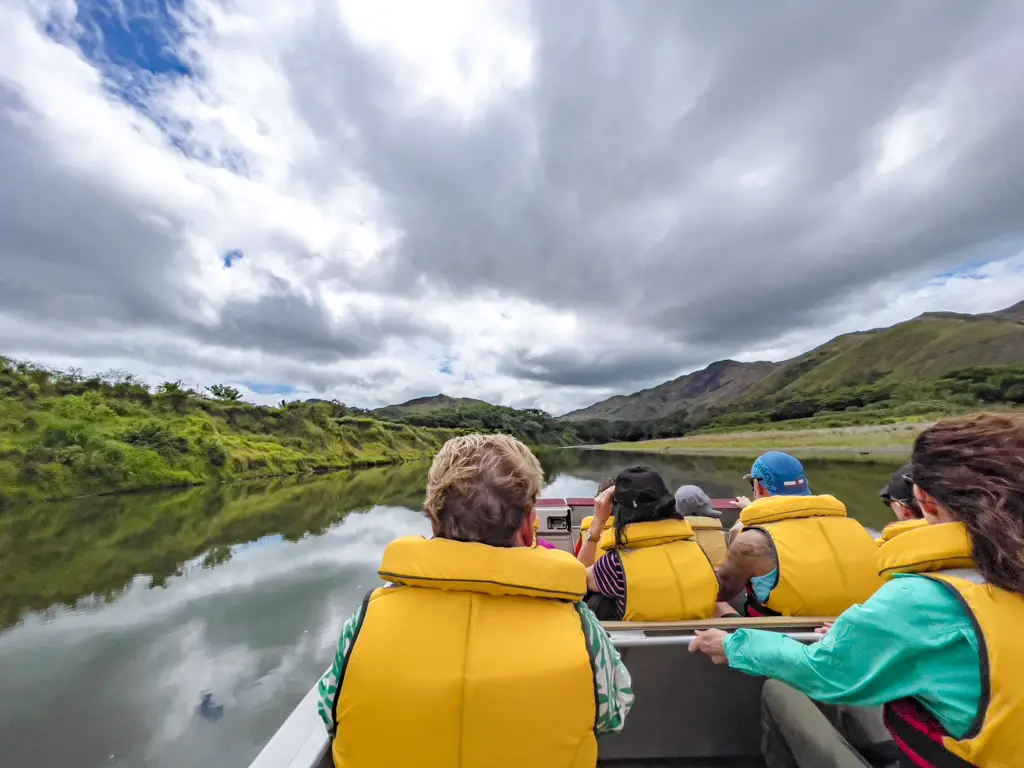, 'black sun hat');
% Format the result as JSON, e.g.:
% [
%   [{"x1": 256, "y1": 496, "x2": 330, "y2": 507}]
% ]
[{"x1": 612, "y1": 466, "x2": 673, "y2": 511}]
